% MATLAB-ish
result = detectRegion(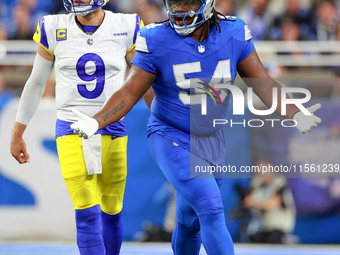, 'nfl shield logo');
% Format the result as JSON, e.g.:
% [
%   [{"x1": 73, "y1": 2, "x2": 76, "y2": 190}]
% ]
[
  {"x1": 198, "y1": 45, "x2": 205, "y2": 53},
  {"x1": 87, "y1": 38, "x2": 93, "y2": 45}
]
